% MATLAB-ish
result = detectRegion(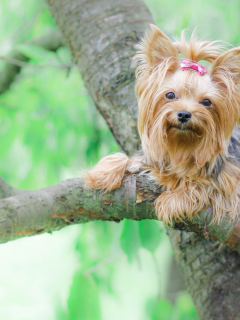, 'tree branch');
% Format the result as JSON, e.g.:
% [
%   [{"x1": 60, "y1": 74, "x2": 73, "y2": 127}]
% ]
[
  {"x1": 0, "y1": 173, "x2": 240, "y2": 252},
  {"x1": 0, "y1": 29, "x2": 63, "y2": 95},
  {"x1": 0, "y1": 177, "x2": 25, "y2": 199}
]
